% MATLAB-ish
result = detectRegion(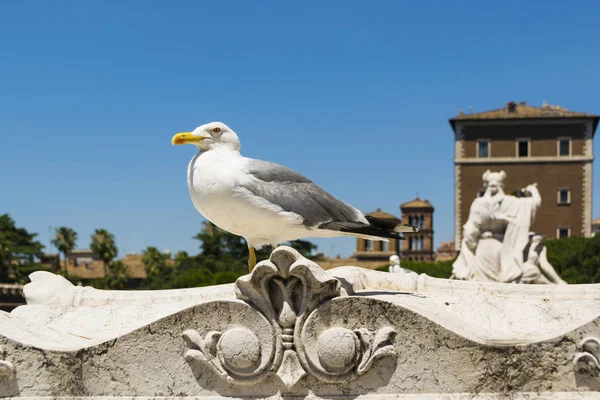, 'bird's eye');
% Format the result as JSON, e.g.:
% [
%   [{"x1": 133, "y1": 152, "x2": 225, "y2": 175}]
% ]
[{"x1": 212, "y1": 127, "x2": 221, "y2": 133}]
